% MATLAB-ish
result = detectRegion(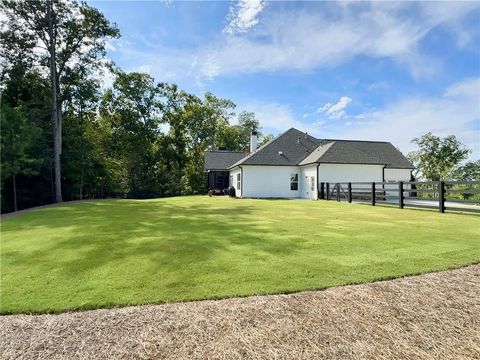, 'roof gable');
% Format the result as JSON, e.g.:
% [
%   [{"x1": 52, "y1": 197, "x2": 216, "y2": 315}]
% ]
[
  {"x1": 300, "y1": 140, "x2": 414, "y2": 169},
  {"x1": 230, "y1": 128, "x2": 321, "y2": 168}
]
